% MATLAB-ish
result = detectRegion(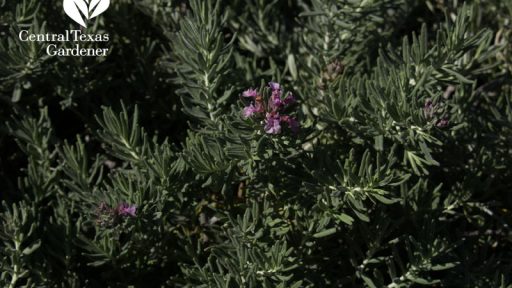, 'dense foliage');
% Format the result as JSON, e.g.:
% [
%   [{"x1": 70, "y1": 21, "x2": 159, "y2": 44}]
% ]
[{"x1": 1, "y1": 0, "x2": 512, "y2": 287}]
